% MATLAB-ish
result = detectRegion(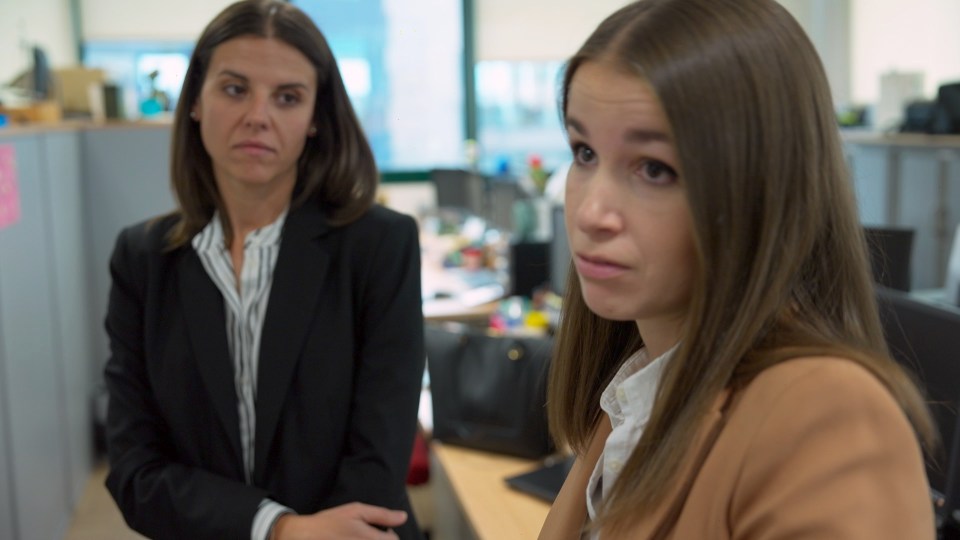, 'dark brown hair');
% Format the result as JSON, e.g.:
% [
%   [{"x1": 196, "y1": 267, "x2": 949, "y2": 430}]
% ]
[
  {"x1": 547, "y1": 0, "x2": 936, "y2": 532},
  {"x1": 167, "y1": 0, "x2": 377, "y2": 247}
]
